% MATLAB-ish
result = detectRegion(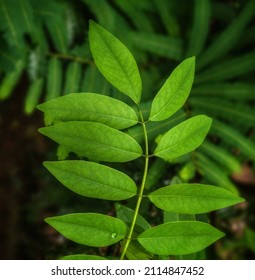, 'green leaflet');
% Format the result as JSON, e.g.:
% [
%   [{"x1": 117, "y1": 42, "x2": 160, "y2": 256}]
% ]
[
  {"x1": 45, "y1": 57, "x2": 62, "y2": 101},
  {"x1": 63, "y1": 62, "x2": 82, "y2": 94},
  {"x1": 149, "y1": 57, "x2": 195, "y2": 121},
  {"x1": 149, "y1": 184, "x2": 244, "y2": 214},
  {"x1": 0, "y1": 59, "x2": 25, "y2": 100},
  {"x1": 154, "y1": 115, "x2": 212, "y2": 160},
  {"x1": 62, "y1": 254, "x2": 107, "y2": 260},
  {"x1": 24, "y1": 78, "x2": 44, "y2": 115},
  {"x1": 89, "y1": 20, "x2": 142, "y2": 104},
  {"x1": 137, "y1": 221, "x2": 224, "y2": 255},
  {"x1": 43, "y1": 161, "x2": 137, "y2": 200},
  {"x1": 38, "y1": 121, "x2": 142, "y2": 162},
  {"x1": 45, "y1": 213, "x2": 126, "y2": 247},
  {"x1": 37, "y1": 93, "x2": 138, "y2": 129}
]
